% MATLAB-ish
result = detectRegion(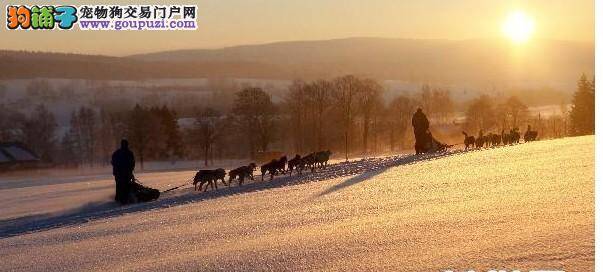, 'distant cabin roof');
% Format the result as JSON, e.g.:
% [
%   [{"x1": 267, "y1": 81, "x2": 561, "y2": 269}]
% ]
[{"x1": 0, "y1": 143, "x2": 40, "y2": 164}]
